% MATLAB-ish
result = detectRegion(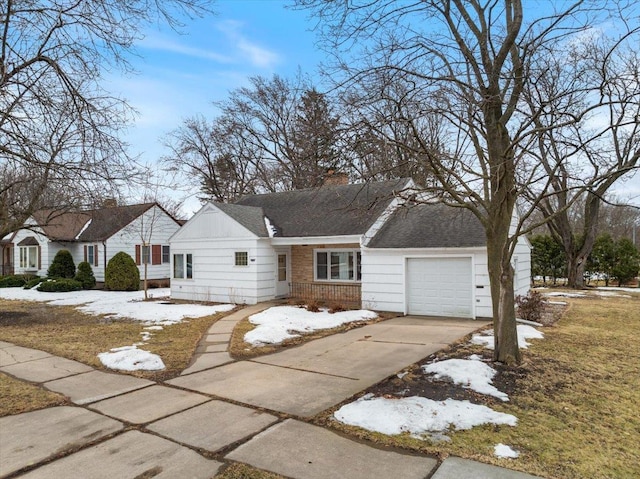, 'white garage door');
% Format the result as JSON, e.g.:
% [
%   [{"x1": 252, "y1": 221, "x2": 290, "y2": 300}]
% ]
[{"x1": 407, "y1": 257, "x2": 473, "y2": 318}]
